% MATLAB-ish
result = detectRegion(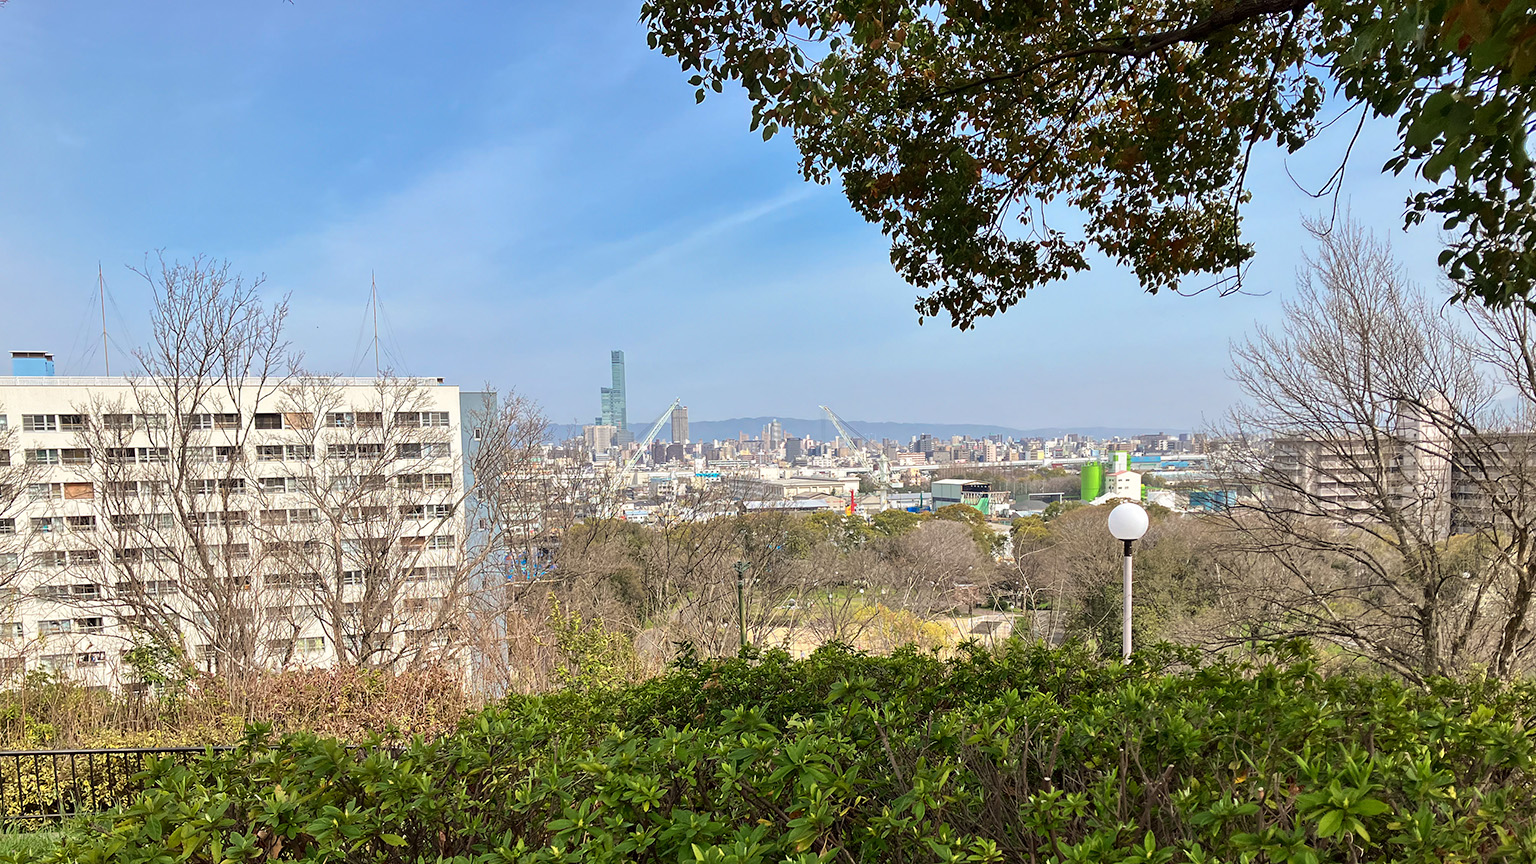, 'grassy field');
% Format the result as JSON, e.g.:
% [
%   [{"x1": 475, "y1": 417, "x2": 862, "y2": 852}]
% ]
[{"x1": 0, "y1": 832, "x2": 62, "y2": 862}]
